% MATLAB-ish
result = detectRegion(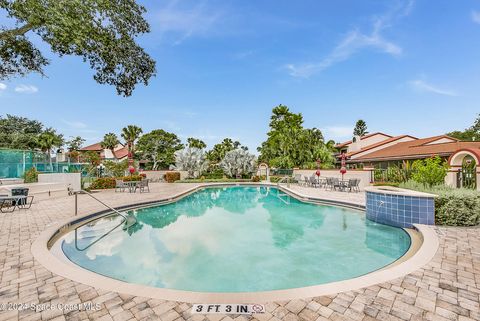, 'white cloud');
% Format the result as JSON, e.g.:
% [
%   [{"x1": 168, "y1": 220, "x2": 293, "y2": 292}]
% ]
[
  {"x1": 409, "y1": 79, "x2": 458, "y2": 97},
  {"x1": 14, "y1": 84, "x2": 38, "y2": 94},
  {"x1": 155, "y1": 0, "x2": 223, "y2": 45},
  {"x1": 62, "y1": 119, "x2": 88, "y2": 129},
  {"x1": 472, "y1": 11, "x2": 480, "y2": 24},
  {"x1": 0, "y1": 83, "x2": 6, "y2": 91},
  {"x1": 286, "y1": 1, "x2": 413, "y2": 78},
  {"x1": 322, "y1": 126, "x2": 354, "y2": 140}
]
